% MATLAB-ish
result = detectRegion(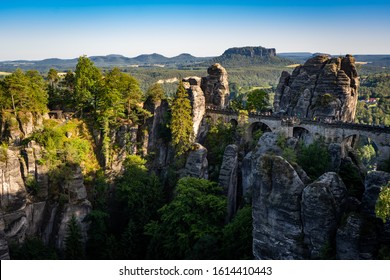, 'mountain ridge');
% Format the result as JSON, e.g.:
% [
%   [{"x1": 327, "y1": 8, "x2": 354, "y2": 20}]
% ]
[{"x1": 1, "y1": 47, "x2": 390, "y2": 73}]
